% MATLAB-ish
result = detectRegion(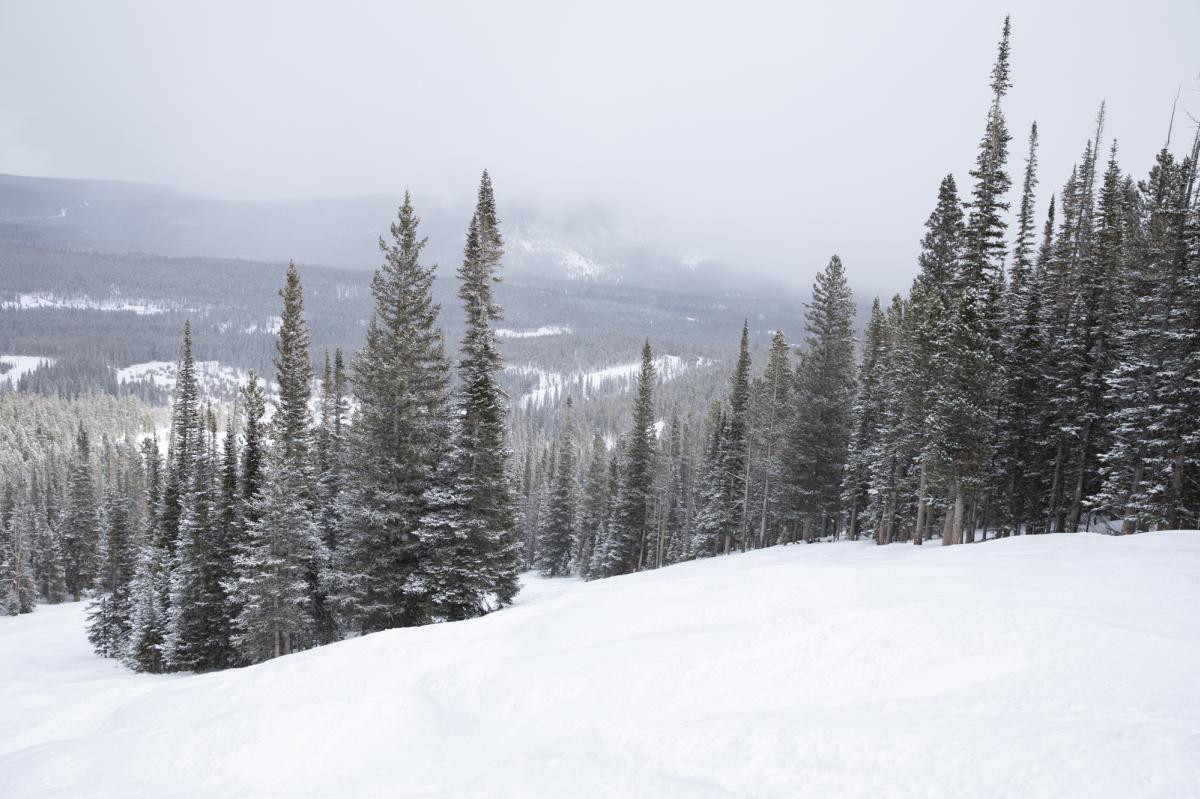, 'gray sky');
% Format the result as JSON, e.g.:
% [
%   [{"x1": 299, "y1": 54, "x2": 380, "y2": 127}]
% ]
[{"x1": 2, "y1": 0, "x2": 1197, "y2": 294}]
